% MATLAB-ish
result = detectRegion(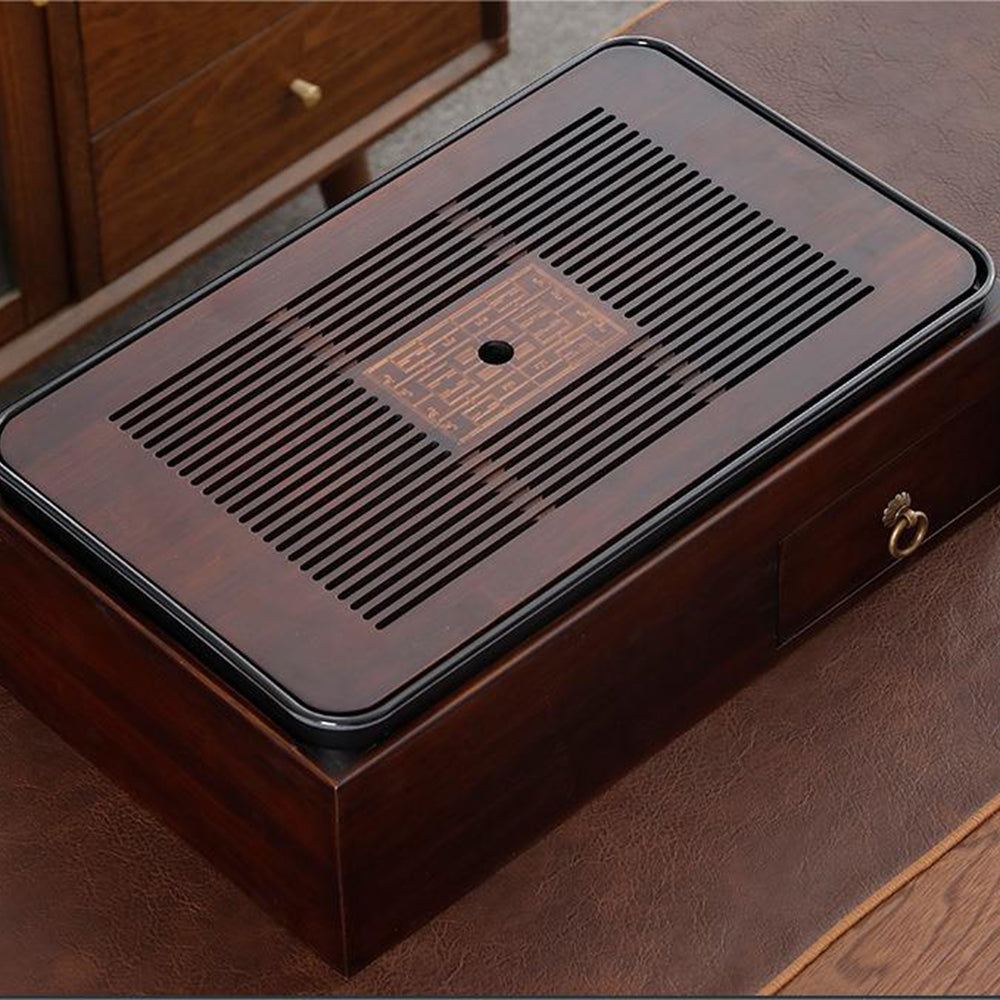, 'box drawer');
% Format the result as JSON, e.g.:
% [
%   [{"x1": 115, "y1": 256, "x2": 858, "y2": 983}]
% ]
[
  {"x1": 79, "y1": 2, "x2": 295, "y2": 133},
  {"x1": 92, "y1": 1, "x2": 487, "y2": 279},
  {"x1": 779, "y1": 389, "x2": 1000, "y2": 640}
]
